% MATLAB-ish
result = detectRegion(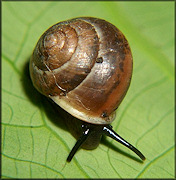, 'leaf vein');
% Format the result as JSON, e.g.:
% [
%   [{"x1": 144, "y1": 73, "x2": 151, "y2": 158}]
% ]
[
  {"x1": 2, "y1": 153, "x2": 64, "y2": 178},
  {"x1": 2, "y1": 54, "x2": 21, "y2": 75},
  {"x1": 2, "y1": 123, "x2": 44, "y2": 128},
  {"x1": 135, "y1": 145, "x2": 174, "y2": 178},
  {"x1": 136, "y1": 107, "x2": 174, "y2": 147}
]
